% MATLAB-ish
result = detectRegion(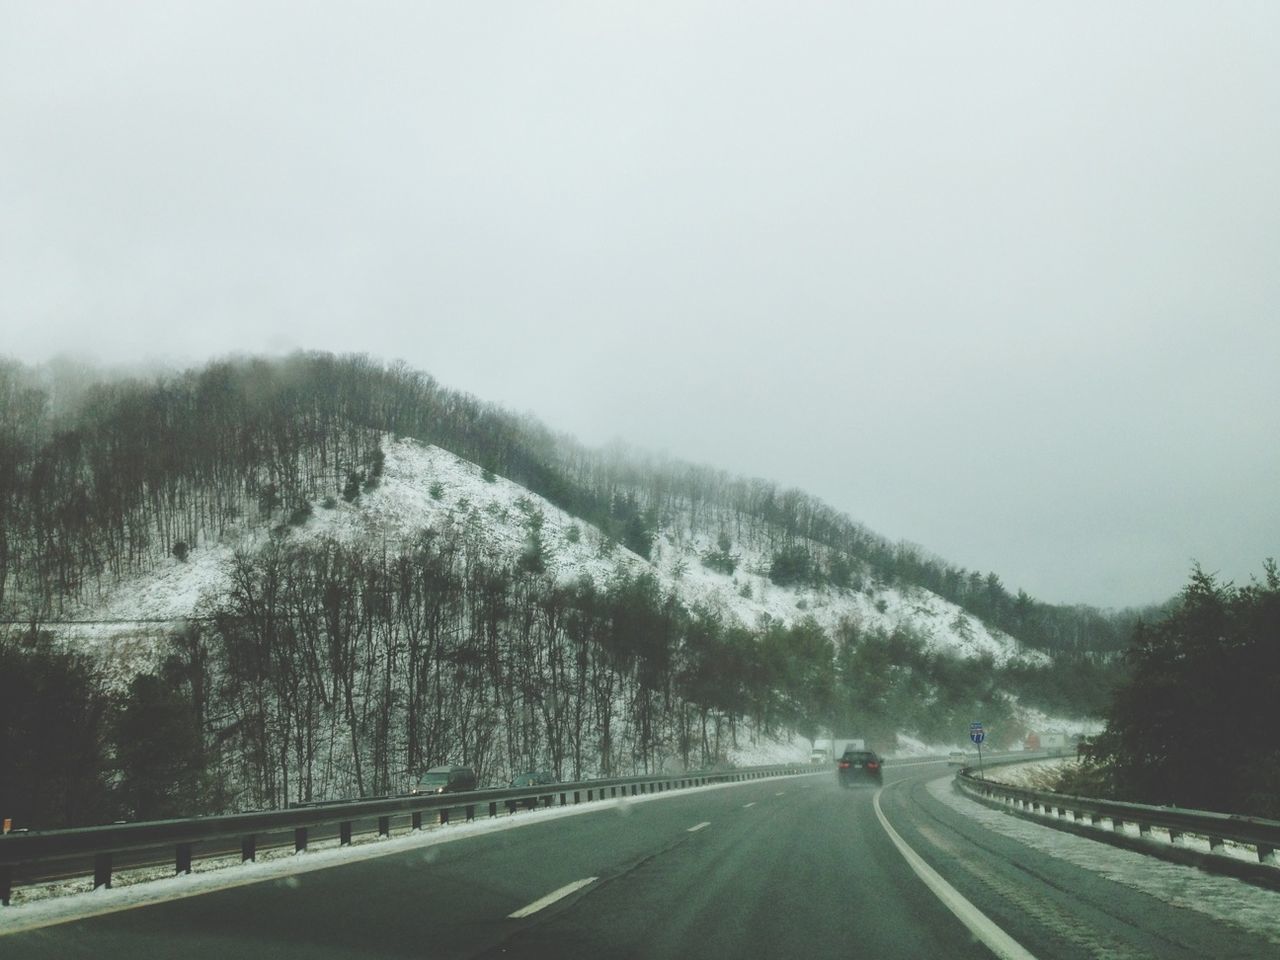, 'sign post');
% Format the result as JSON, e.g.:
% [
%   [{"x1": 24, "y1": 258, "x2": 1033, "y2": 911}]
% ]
[{"x1": 970, "y1": 721, "x2": 985, "y2": 780}]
